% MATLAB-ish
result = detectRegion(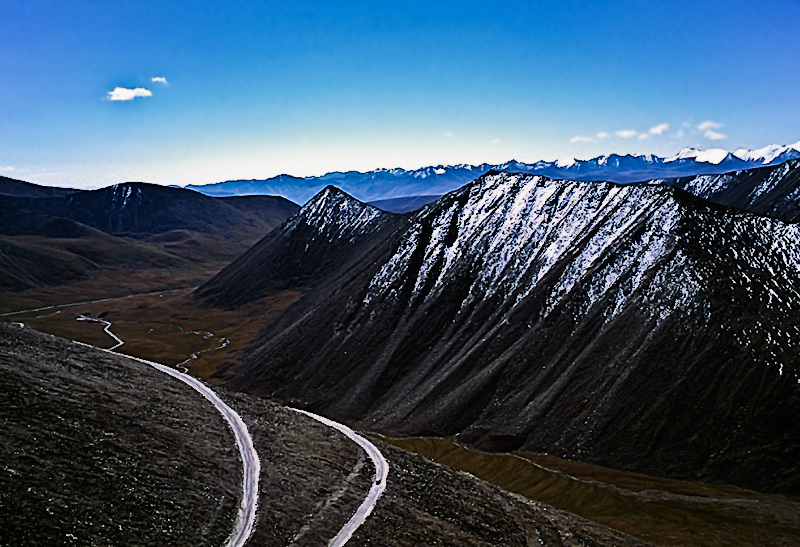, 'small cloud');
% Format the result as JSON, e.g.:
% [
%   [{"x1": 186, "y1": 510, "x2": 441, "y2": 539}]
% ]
[
  {"x1": 490, "y1": 138, "x2": 500, "y2": 144},
  {"x1": 673, "y1": 129, "x2": 685, "y2": 138},
  {"x1": 616, "y1": 129, "x2": 637, "y2": 139},
  {"x1": 704, "y1": 129, "x2": 727, "y2": 141},
  {"x1": 0, "y1": 165, "x2": 16, "y2": 173},
  {"x1": 569, "y1": 135, "x2": 593, "y2": 143},
  {"x1": 596, "y1": 131, "x2": 610, "y2": 139},
  {"x1": 649, "y1": 123, "x2": 669, "y2": 135},
  {"x1": 697, "y1": 120, "x2": 722, "y2": 131},
  {"x1": 443, "y1": 131, "x2": 454, "y2": 138},
  {"x1": 151, "y1": 76, "x2": 168, "y2": 84},
  {"x1": 107, "y1": 87, "x2": 153, "y2": 101},
  {"x1": 638, "y1": 133, "x2": 650, "y2": 140}
]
